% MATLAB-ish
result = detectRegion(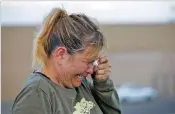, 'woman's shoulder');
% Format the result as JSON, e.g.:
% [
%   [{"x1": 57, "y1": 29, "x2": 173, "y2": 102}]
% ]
[{"x1": 22, "y1": 72, "x2": 55, "y2": 95}]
